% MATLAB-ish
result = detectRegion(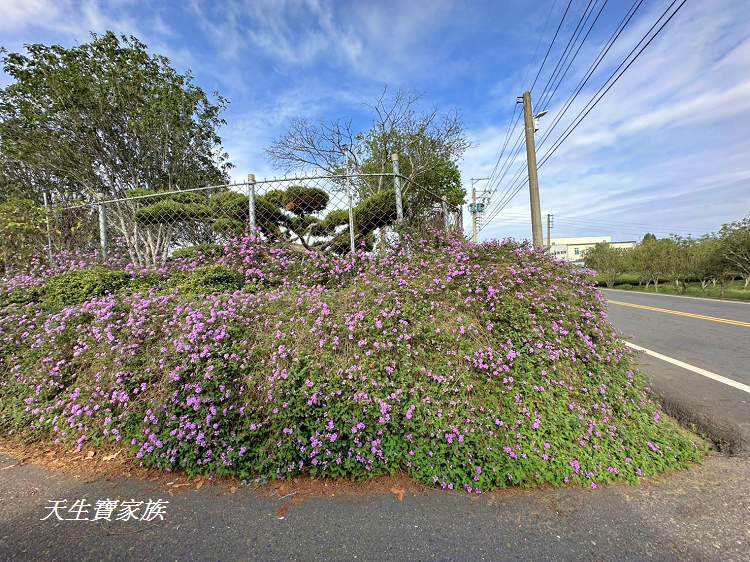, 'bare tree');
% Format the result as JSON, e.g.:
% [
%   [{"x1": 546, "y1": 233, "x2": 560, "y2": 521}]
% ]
[
  {"x1": 267, "y1": 87, "x2": 469, "y2": 191},
  {"x1": 266, "y1": 117, "x2": 360, "y2": 175}
]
